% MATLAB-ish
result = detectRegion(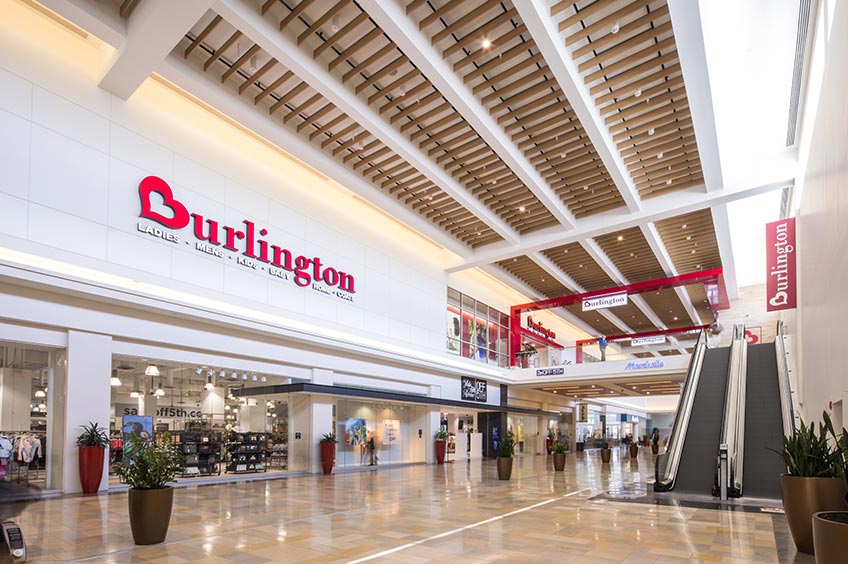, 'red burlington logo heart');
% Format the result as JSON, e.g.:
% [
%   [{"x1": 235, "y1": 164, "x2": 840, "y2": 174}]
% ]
[{"x1": 139, "y1": 175, "x2": 190, "y2": 229}]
